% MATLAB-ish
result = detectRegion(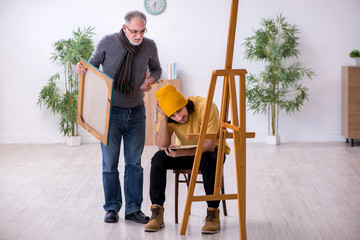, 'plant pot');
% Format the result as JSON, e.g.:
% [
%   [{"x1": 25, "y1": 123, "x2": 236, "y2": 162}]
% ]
[
  {"x1": 267, "y1": 135, "x2": 280, "y2": 145},
  {"x1": 66, "y1": 136, "x2": 81, "y2": 146},
  {"x1": 352, "y1": 57, "x2": 360, "y2": 67}
]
